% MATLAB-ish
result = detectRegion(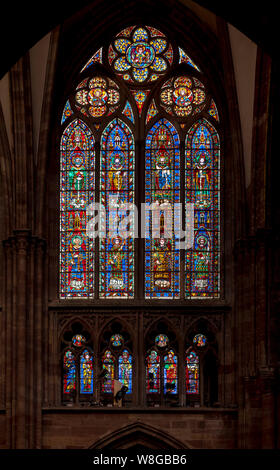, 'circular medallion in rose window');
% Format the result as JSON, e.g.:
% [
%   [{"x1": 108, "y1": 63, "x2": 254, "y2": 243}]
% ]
[
  {"x1": 74, "y1": 76, "x2": 120, "y2": 118},
  {"x1": 160, "y1": 76, "x2": 206, "y2": 117},
  {"x1": 109, "y1": 25, "x2": 173, "y2": 84}
]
